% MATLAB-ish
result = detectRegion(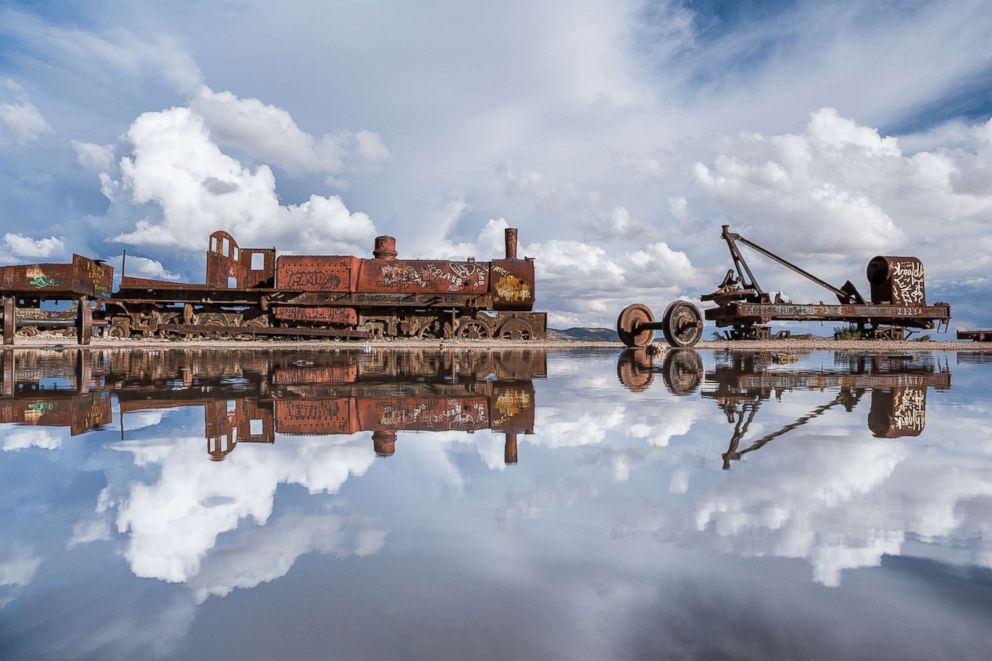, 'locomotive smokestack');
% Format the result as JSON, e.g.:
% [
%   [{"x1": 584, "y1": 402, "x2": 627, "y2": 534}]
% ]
[
  {"x1": 504, "y1": 227, "x2": 518, "y2": 260},
  {"x1": 373, "y1": 430, "x2": 396, "y2": 457},
  {"x1": 504, "y1": 432, "x2": 518, "y2": 465},
  {"x1": 373, "y1": 235, "x2": 397, "y2": 260}
]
